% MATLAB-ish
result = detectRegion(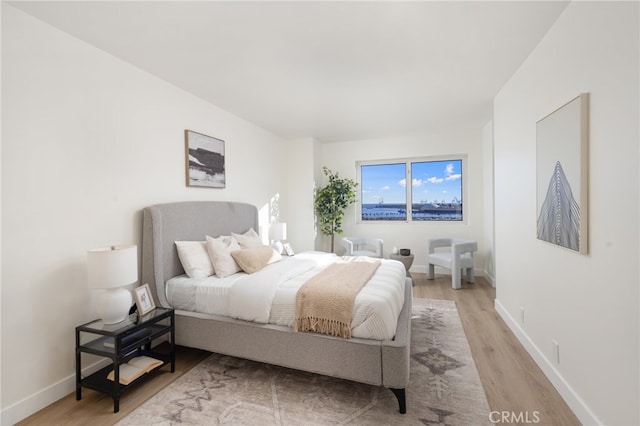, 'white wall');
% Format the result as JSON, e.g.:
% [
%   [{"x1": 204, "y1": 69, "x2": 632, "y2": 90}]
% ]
[
  {"x1": 493, "y1": 2, "x2": 639, "y2": 425},
  {"x1": 284, "y1": 138, "x2": 317, "y2": 253},
  {"x1": 482, "y1": 121, "x2": 495, "y2": 286},
  {"x1": 317, "y1": 129, "x2": 486, "y2": 274},
  {"x1": 1, "y1": 5, "x2": 290, "y2": 423},
  {"x1": 0, "y1": 2, "x2": 4, "y2": 416}
]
